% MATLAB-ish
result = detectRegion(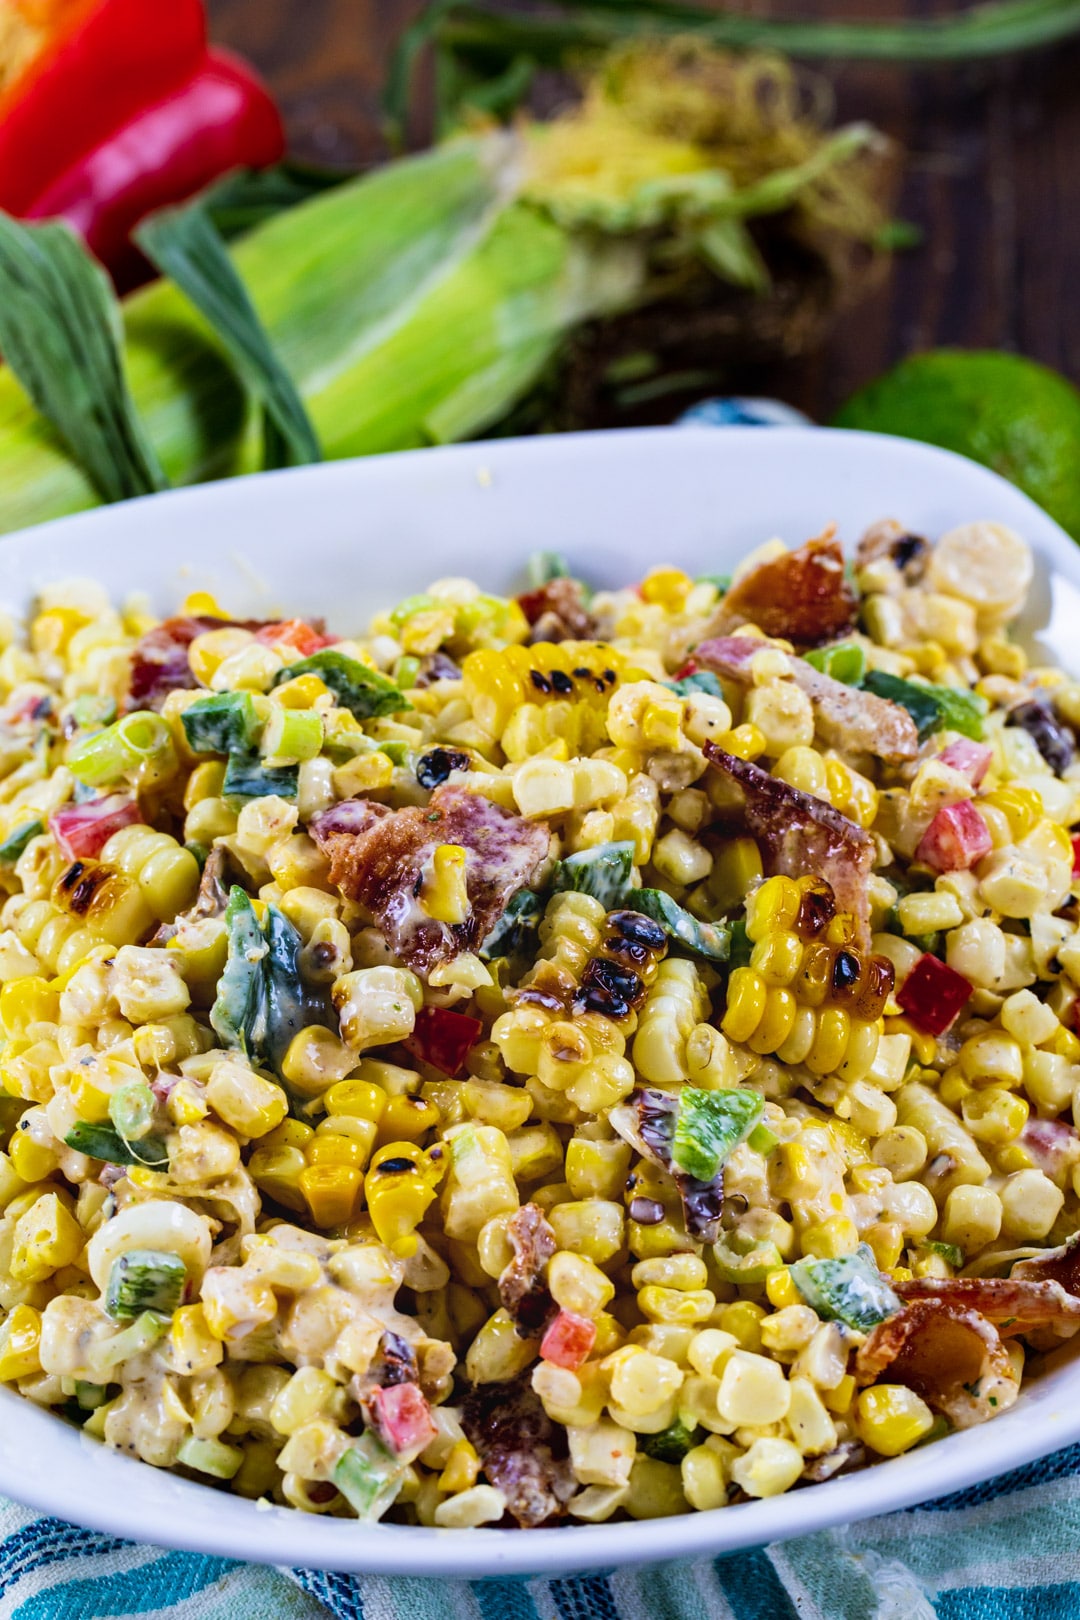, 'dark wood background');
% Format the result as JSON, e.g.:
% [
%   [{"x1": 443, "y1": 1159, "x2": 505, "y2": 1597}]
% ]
[{"x1": 206, "y1": 0, "x2": 1080, "y2": 421}]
